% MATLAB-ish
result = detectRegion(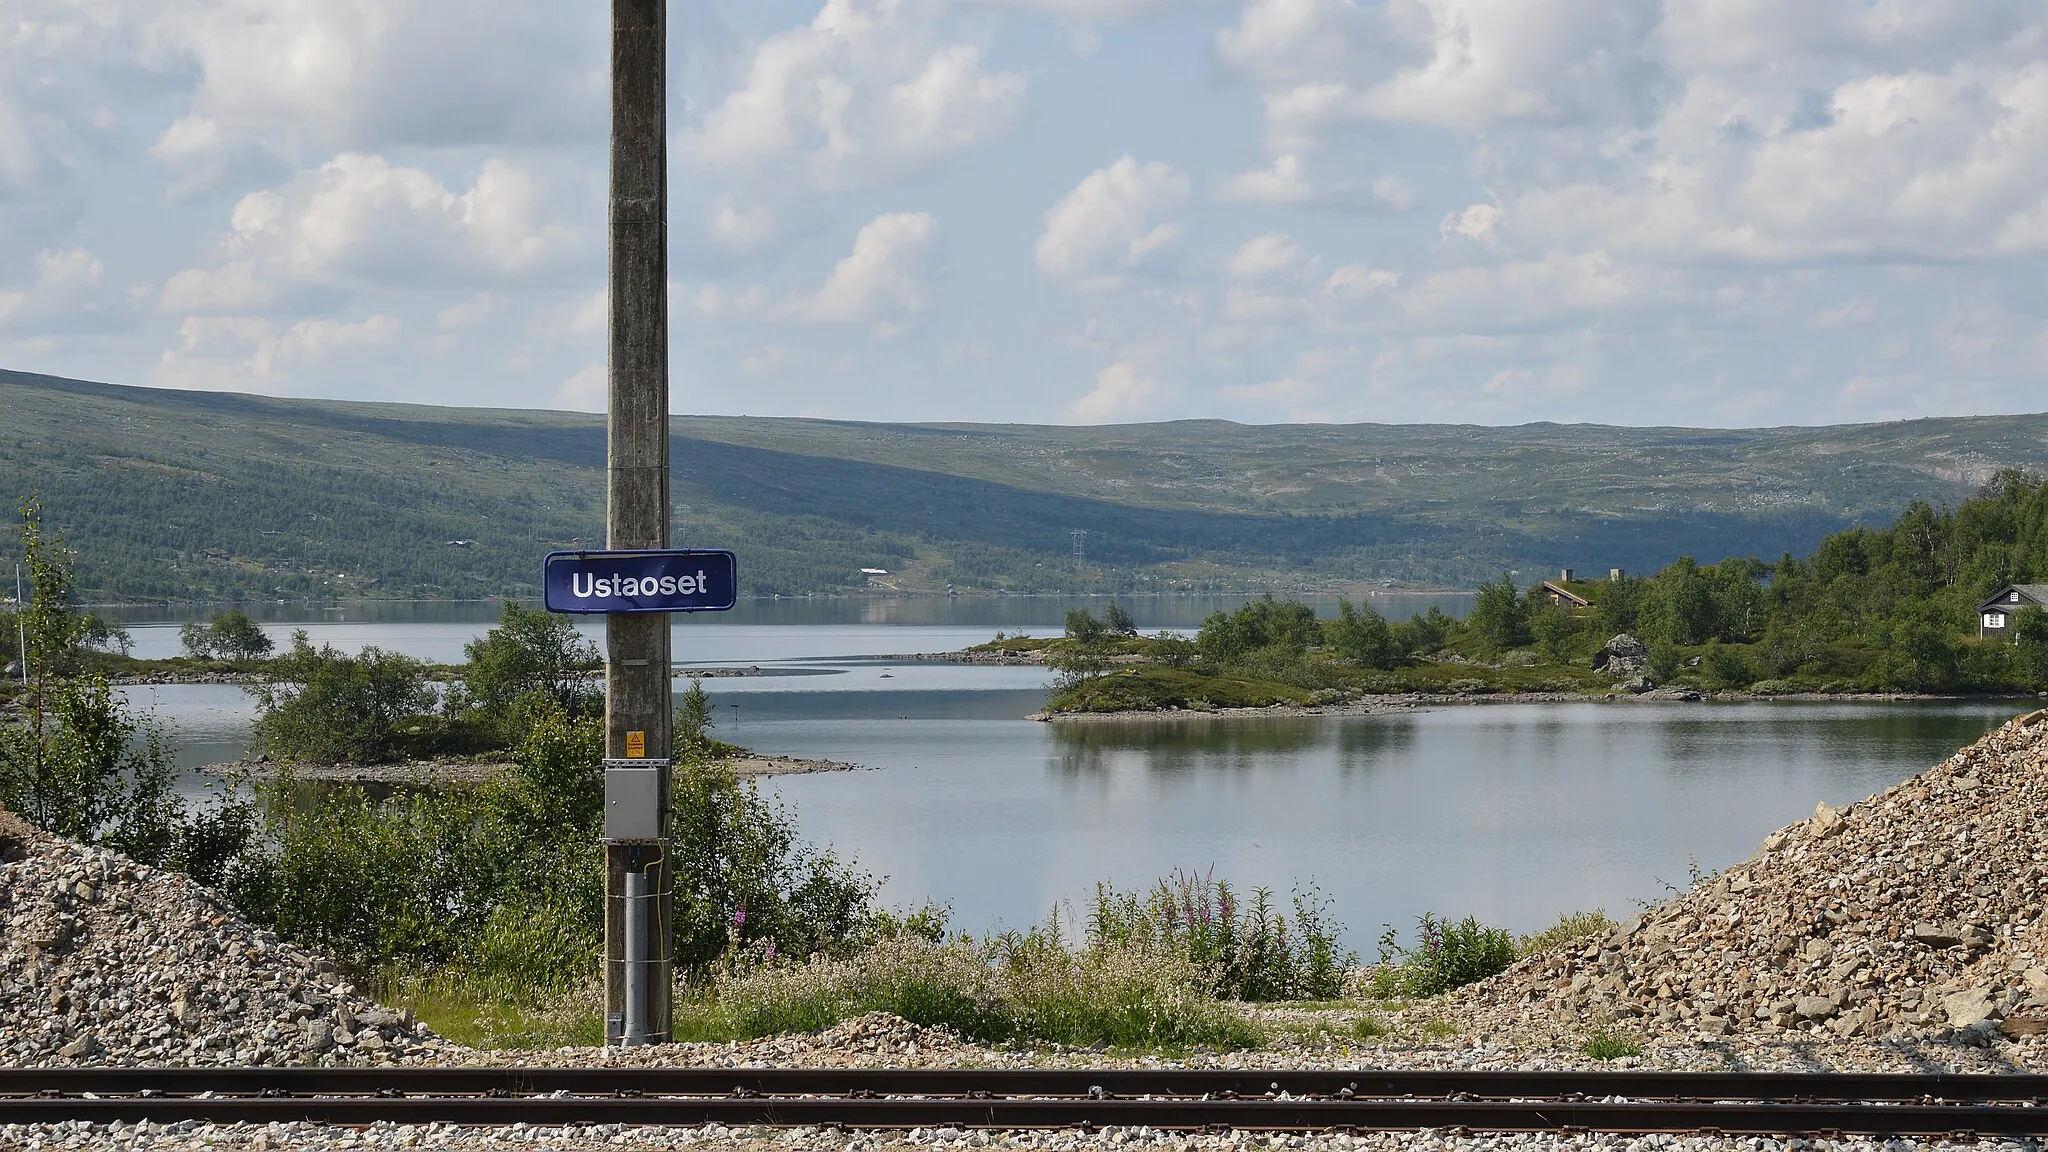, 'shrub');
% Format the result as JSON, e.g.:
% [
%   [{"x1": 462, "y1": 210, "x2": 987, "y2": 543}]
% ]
[
  {"x1": 1701, "y1": 641, "x2": 1756, "y2": 690},
  {"x1": 1468, "y1": 573, "x2": 1530, "y2": 652},
  {"x1": 678, "y1": 678, "x2": 716, "y2": 749},
  {"x1": 249, "y1": 632, "x2": 436, "y2": 764},
  {"x1": 179, "y1": 609, "x2": 273, "y2": 661},
  {"x1": 234, "y1": 702, "x2": 870, "y2": 999},
  {"x1": 1148, "y1": 631, "x2": 1197, "y2": 668},
  {"x1": 1084, "y1": 868, "x2": 1353, "y2": 1001},
  {"x1": 460, "y1": 601, "x2": 598, "y2": 737},
  {"x1": 1391, "y1": 607, "x2": 1454, "y2": 655},
  {"x1": 1377, "y1": 913, "x2": 1518, "y2": 997},
  {"x1": 1064, "y1": 609, "x2": 1106, "y2": 645},
  {"x1": 1047, "y1": 637, "x2": 1115, "y2": 695},
  {"x1": 1529, "y1": 600, "x2": 1581, "y2": 665},
  {"x1": 1647, "y1": 643, "x2": 1683, "y2": 683},
  {"x1": 1327, "y1": 600, "x2": 1398, "y2": 669},
  {"x1": 0, "y1": 499, "x2": 255, "y2": 882},
  {"x1": 229, "y1": 780, "x2": 516, "y2": 968},
  {"x1": 668, "y1": 754, "x2": 879, "y2": 973},
  {"x1": 1196, "y1": 598, "x2": 1322, "y2": 669}
]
